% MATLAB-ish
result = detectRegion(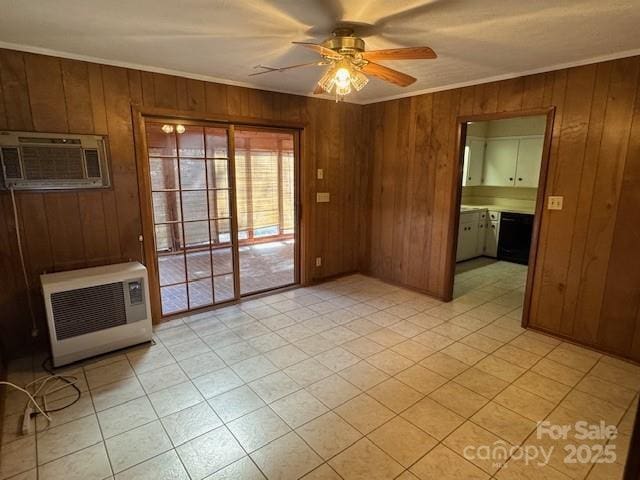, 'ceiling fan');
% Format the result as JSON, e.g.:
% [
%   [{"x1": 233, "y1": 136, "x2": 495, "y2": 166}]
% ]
[{"x1": 250, "y1": 27, "x2": 437, "y2": 98}]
